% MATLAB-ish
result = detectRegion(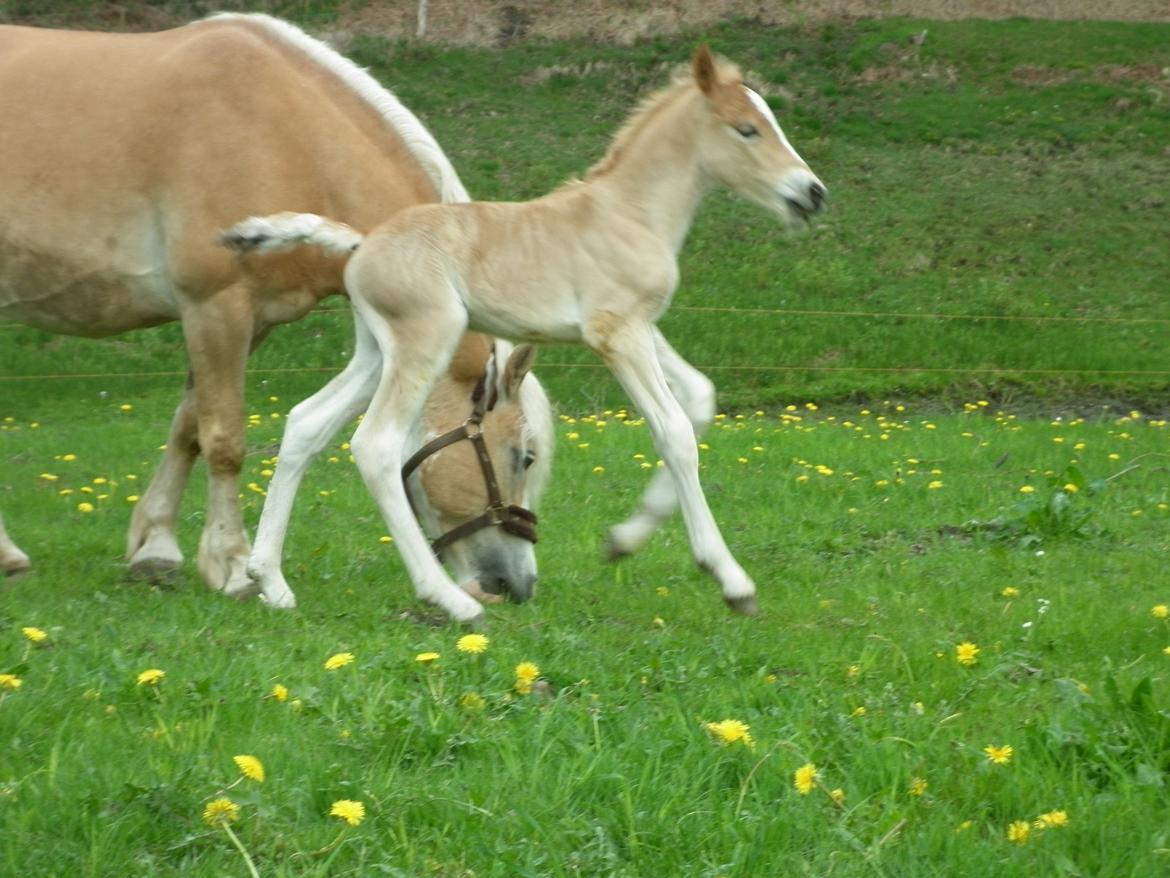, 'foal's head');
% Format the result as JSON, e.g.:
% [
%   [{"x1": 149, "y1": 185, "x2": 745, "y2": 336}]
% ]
[
  {"x1": 413, "y1": 335, "x2": 553, "y2": 603},
  {"x1": 690, "y1": 46, "x2": 826, "y2": 229}
]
